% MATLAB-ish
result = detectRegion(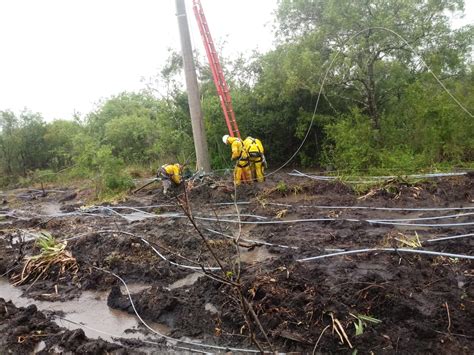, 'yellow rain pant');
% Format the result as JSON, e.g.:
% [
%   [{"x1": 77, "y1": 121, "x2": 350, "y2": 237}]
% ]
[
  {"x1": 227, "y1": 136, "x2": 252, "y2": 185},
  {"x1": 234, "y1": 160, "x2": 252, "y2": 185},
  {"x1": 250, "y1": 159, "x2": 265, "y2": 183}
]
